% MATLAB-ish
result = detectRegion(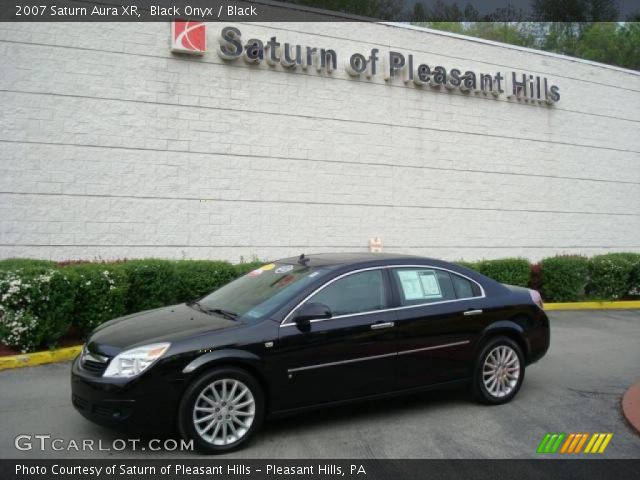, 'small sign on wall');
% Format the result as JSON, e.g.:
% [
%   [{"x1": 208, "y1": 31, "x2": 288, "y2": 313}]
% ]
[
  {"x1": 369, "y1": 237, "x2": 383, "y2": 253},
  {"x1": 171, "y1": 20, "x2": 206, "y2": 54}
]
